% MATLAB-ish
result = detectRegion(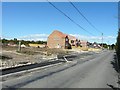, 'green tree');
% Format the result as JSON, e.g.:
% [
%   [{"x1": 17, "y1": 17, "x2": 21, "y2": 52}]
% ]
[
  {"x1": 2, "y1": 38, "x2": 9, "y2": 43},
  {"x1": 116, "y1": 29, "x2": 120, "y2": 70},
  {"x1": 13, "y1": 38, "x2": 18, "y2": 44}
]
